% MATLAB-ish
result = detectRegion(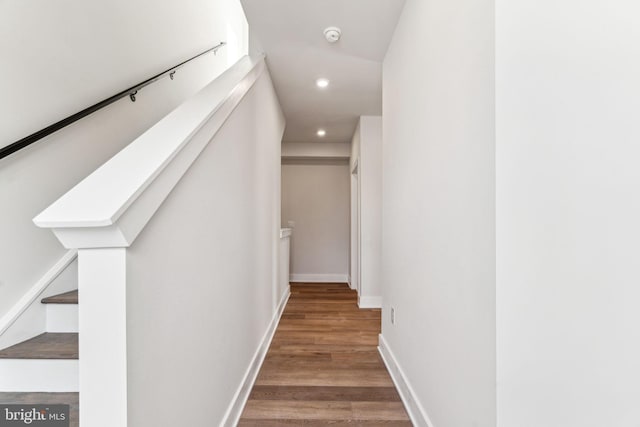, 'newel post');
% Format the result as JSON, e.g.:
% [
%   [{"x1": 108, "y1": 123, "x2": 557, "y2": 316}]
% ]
[
  {"x1": 33, "y1": 216, "x2": 136, "y2": 427},
  {"x1": 30, "y1": 221, "x2": 133, "y2": 427},
  {"x1": 77, "y1": 247, "x2": 128, "y2": 427}
]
